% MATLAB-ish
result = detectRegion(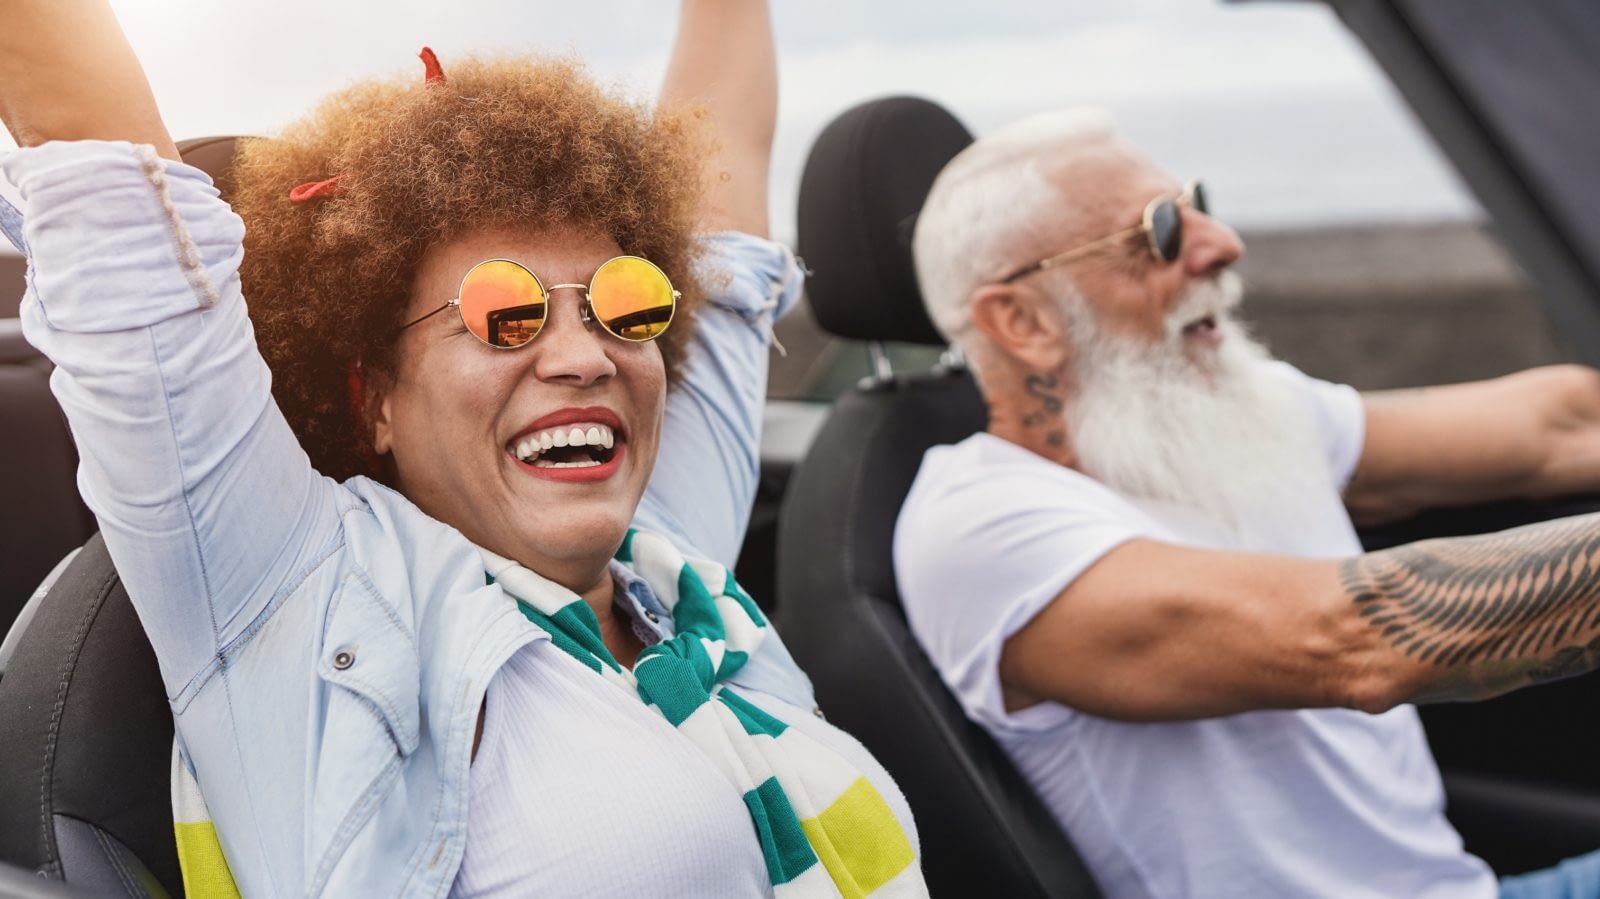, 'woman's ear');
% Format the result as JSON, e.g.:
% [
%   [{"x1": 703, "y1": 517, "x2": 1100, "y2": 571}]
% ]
[
  {"x1": 361, "y1": 367, "x2": 397, "y2": 456},
  {"x1": 968, "y1": 284, "x2": 1071, "y2": 372}
]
